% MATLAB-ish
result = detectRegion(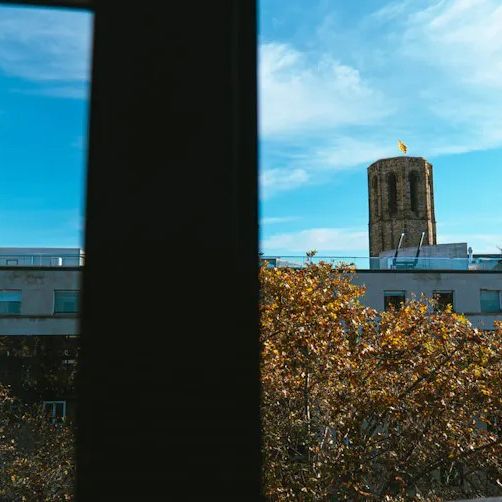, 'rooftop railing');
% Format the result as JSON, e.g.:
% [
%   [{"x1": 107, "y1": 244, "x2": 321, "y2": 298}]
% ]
[
  {"x1": 0, "y1": 253, "x2": 85, "y2": 267},
  {"x1": 260, "y1": 256, "x2": 502, "y2": 271}
]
